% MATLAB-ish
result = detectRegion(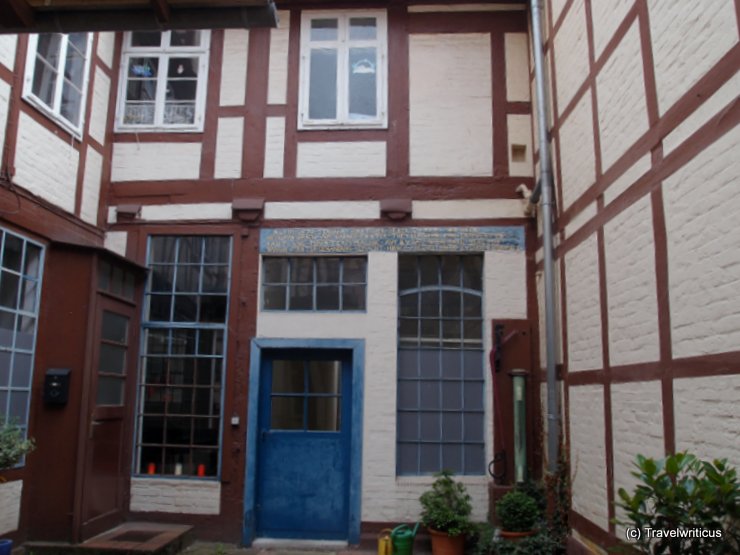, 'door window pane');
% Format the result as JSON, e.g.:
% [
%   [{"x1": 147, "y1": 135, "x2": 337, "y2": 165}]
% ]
[
  {"x1": 271, "y1": 396, "x2": 304, "y2": 430},
  {"x1": 309, "y1": 48, "x2": 338, "y2": 120}
]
